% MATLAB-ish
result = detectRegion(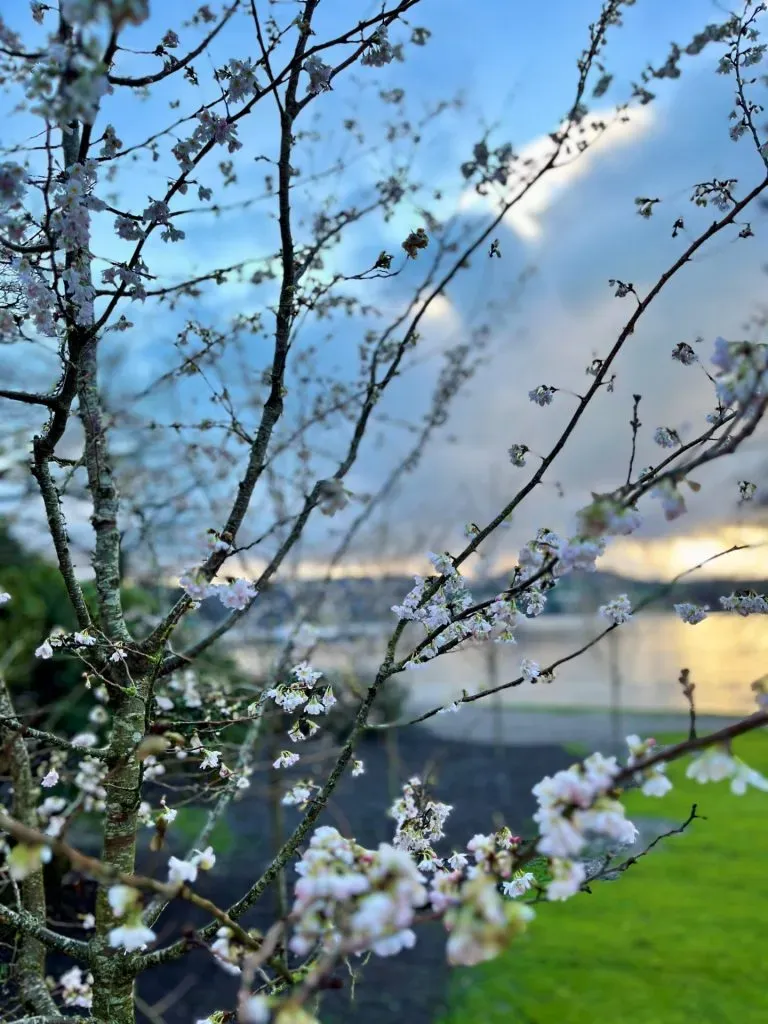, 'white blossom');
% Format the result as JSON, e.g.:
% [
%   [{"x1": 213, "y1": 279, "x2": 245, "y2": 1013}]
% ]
[
  {"x1": 520, "y1": 658, "x2": 541, "y2": 683},
  {"x1": 107, "y1": 884, "x2": 138, "y2": 918},
  {"x1": 35, "y1": 640, "x2": 54, "y2": 659},
  {"x1": 598, "y1": 593, "x2": 632, "y2": 625},
  {"x1": 241, "y1": 994, "x2": 271, "y2": 1023},
  {"x1": 674, "y1": 602, "x2": 709, "y2": 625},
  {"x1": 273, "y1": 750, "x2": 300, "y2": 769},
  {"x1": 529, "y1": 385, "x2": 556, "y2": 406},
  {"x1": 108, "y1": 922, "x2": 156, "y2": 952},
  {"x1": 200, "y1": 750, "x2": 222, "y2": 770},
  {"x1": 654, "y1": 426, "x2": 680, "y2": 448},
  {"x1": 193, "y1": 846, "x2": 216, "y2": 871},
  {"x1": 41, "y1": 769, "x2": 59, "y2": 788},
  {"x1": 686, "y1": 747, "x2": 736, "y2": 784},
  {"x1": 58, "y1": 965, "x2": 93, "y2": 1009},
  {"x1": 502, "y1": 872, "x2": 536, "y2": 898},
  {"x1": 547, "y1": 859, "x2": 586, "y2": 901},
  {"x1": 168, "y1": 856, "x2": 198, "y2": 886},
  {"x1": 730, "y1": 759, "x2": 768, "y2": 795}
]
